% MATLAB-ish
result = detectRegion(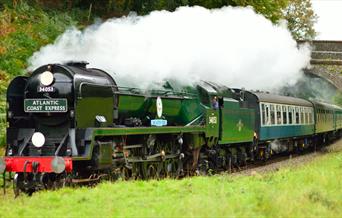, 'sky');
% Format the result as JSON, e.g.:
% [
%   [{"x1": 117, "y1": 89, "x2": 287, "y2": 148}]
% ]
[{"x1": 312, "y1": 0, "x2": 342, "y2": 40}]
